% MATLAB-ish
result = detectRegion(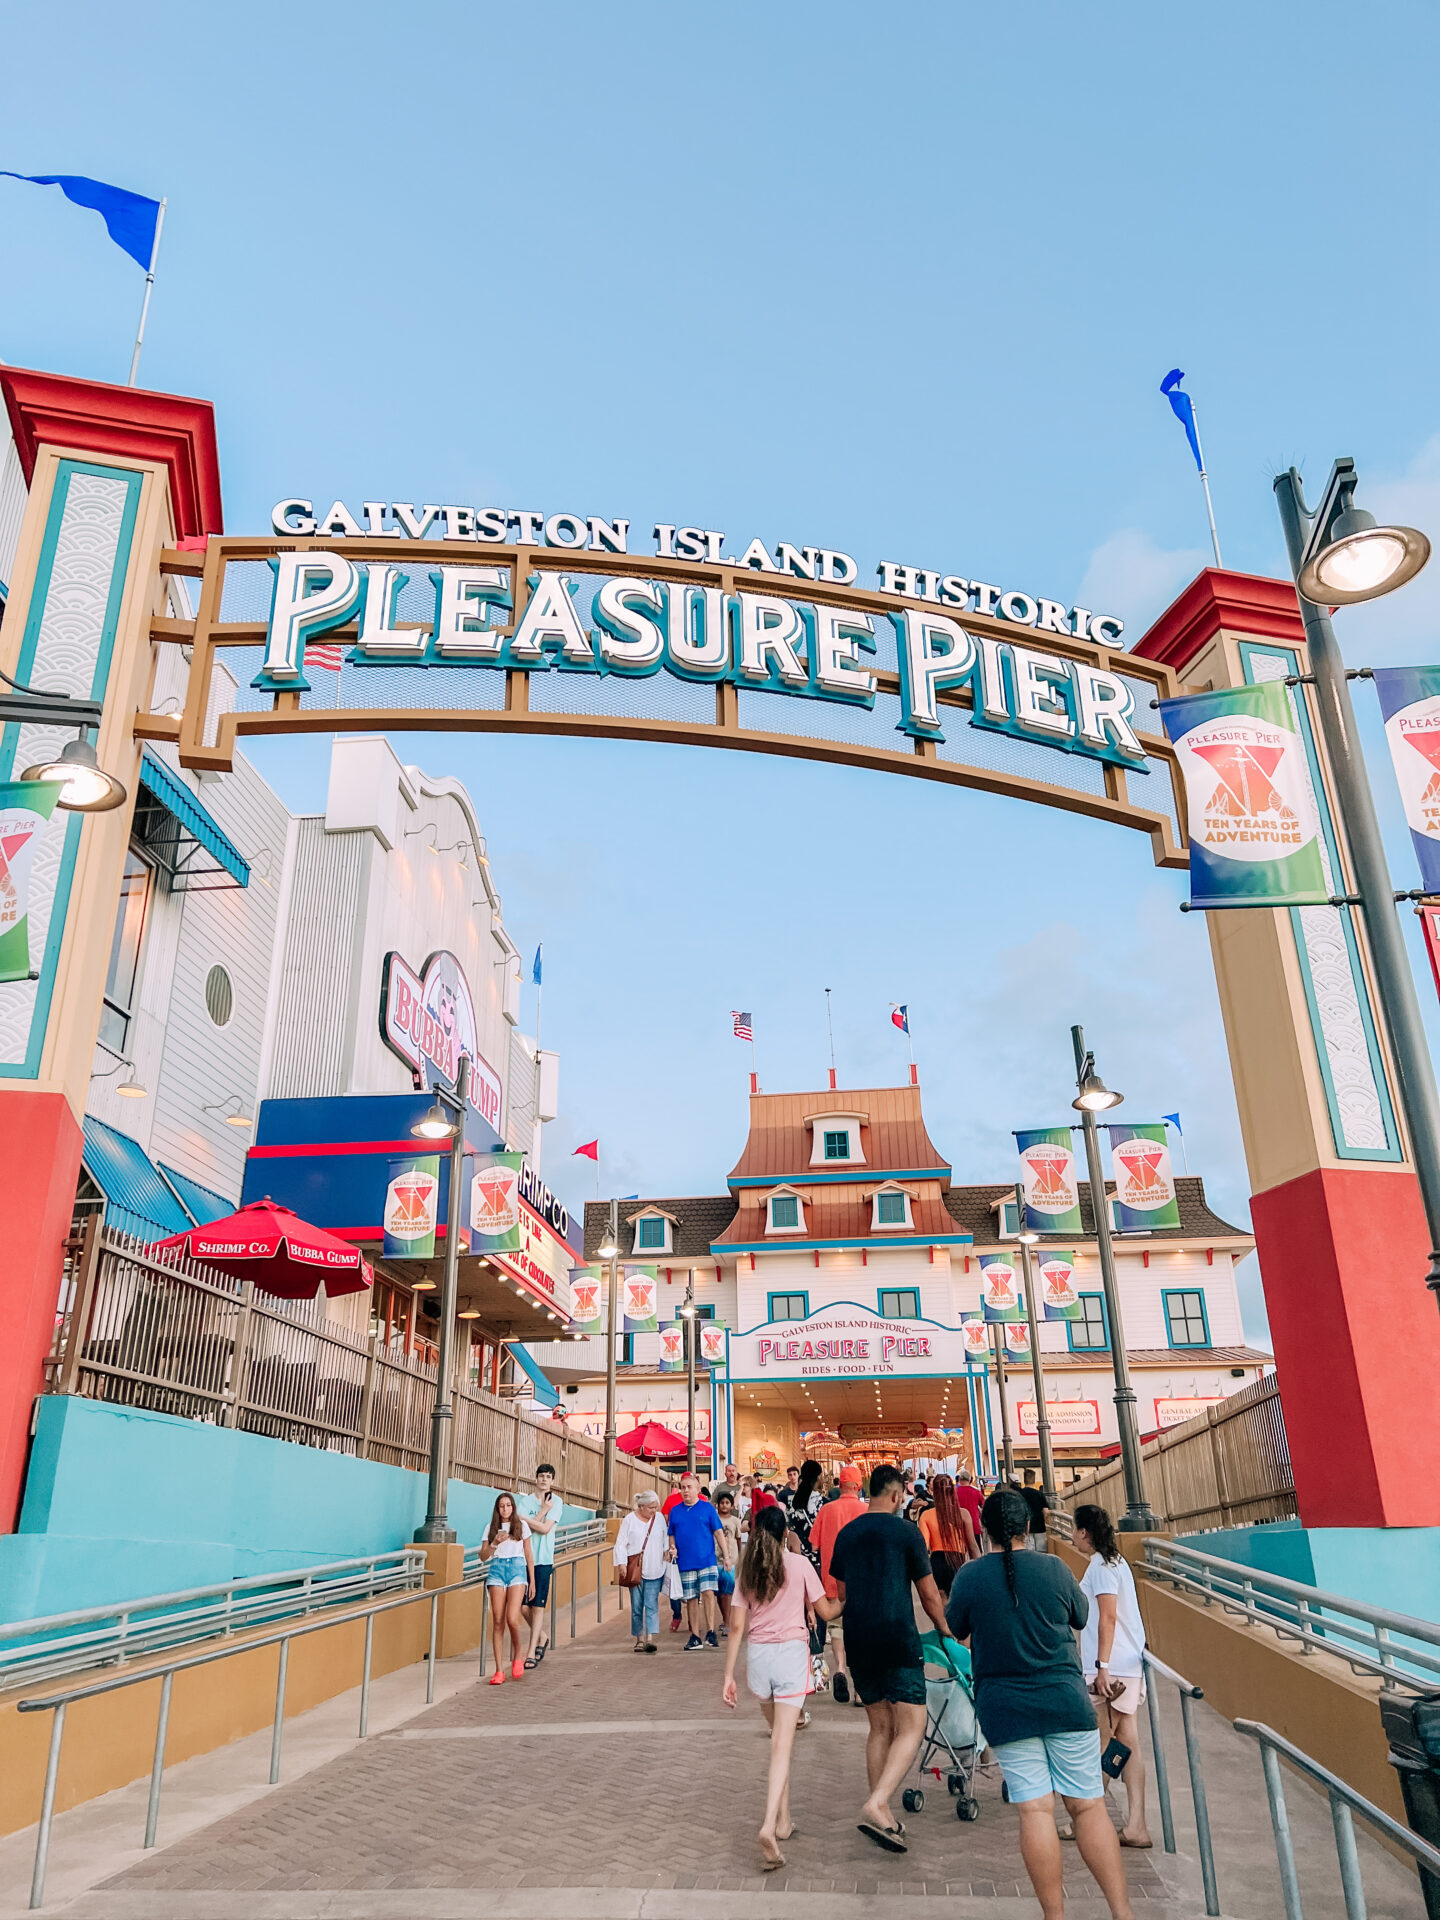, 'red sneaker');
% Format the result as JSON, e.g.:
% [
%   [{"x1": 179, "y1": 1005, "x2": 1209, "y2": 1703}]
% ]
[{"x1": 511, "y1": 1658, "x2": 526, "y2": 1679}]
